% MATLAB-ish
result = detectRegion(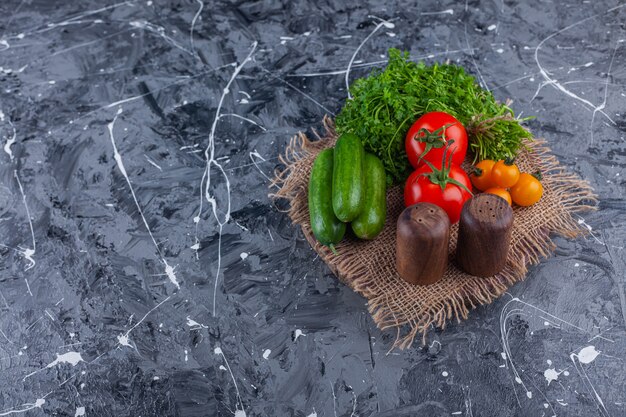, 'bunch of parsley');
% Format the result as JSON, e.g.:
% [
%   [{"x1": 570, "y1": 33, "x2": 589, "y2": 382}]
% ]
[{"x1": 335, "y1": 48, "x2": 532, "y2": 184}]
